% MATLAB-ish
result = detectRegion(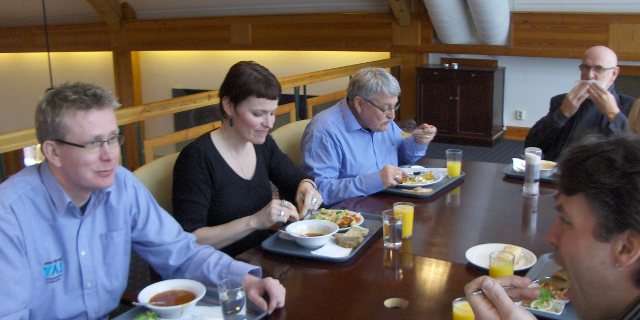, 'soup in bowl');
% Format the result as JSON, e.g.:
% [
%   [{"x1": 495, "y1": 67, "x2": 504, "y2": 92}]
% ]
[
  {"x1": 285, "y1": 219, "x2": 339, "y2": 248},
  {"x1": 137, "y1": 279, "x2": 206, "y2": 319},
  {"x1": 540, "y1": 160, "x2": 557, "y2": 178}
]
